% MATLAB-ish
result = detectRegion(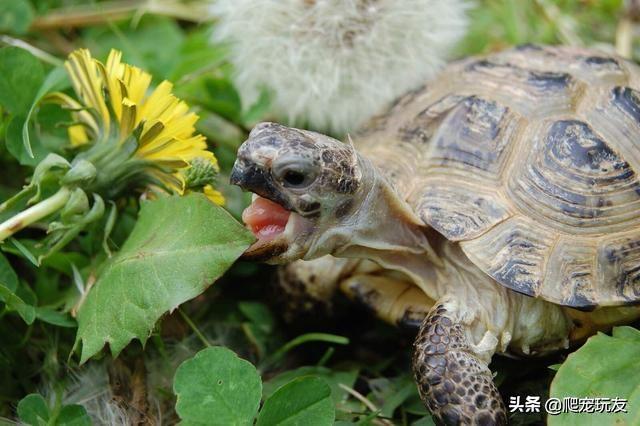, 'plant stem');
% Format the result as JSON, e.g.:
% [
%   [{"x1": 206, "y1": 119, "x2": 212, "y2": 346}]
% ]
[
  {"x1": 533, "y1": 0, "x2": 583, "y2": 46},
  {"x1": 0, "y1": 187, "x2": 72, "y2": 243},
  {"x1": 178, "y1": 307, "x2": 211, "y2": 347},
  {"x1": 0, "y1": 36, "x2": 63, "y2": 66},
  {"x1": 616, "y1": 18, "x2": 634, "y2": 59},
  {"x1": 29, "y1": 0, "x2": 215, "y2": 30}
]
